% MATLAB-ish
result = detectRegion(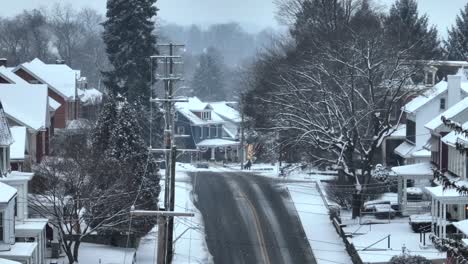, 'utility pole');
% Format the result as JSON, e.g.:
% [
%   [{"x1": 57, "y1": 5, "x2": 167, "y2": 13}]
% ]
[
  {"x1": 148, "y1": 43, "x2": 199, "y2": 263},
  {"x1": 240, "y1": 93, "x2": 245, "y2": 170}
]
